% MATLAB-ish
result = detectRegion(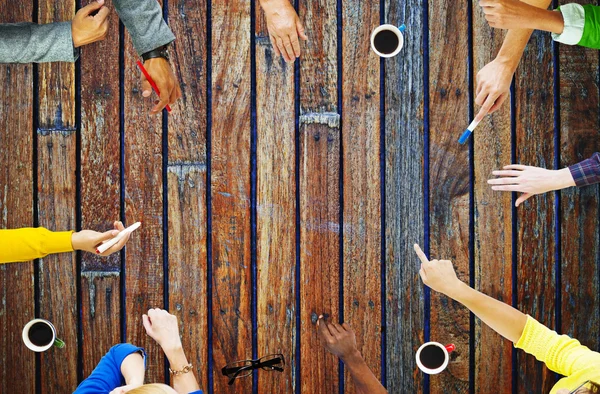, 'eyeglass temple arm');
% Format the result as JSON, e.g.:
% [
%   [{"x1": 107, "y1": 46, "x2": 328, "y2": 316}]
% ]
[{"x1": 227, "y1": 365, "x2": 255, "y2": 385}]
